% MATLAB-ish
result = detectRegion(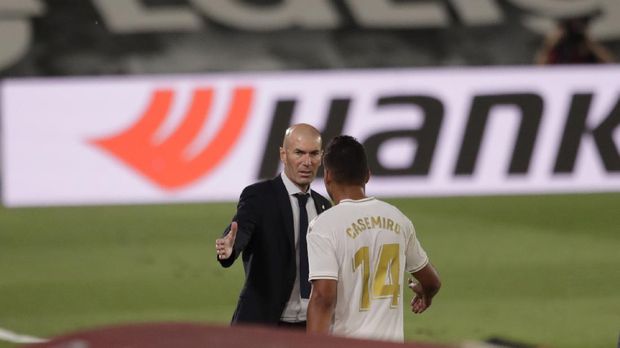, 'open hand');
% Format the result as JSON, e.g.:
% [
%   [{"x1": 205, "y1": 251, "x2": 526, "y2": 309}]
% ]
[
  {"x1": 409, "y1": 280, "x2": 429, "y2": 314},
  {"x1": 215, "y1": 222, "x2": 237, "y2": 260}
]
